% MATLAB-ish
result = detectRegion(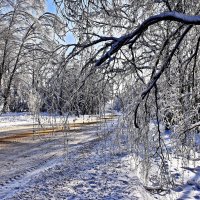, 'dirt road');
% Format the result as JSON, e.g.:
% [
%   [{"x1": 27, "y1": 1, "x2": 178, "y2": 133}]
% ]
[
  {"x1": 0, "y1": 115, "x2": 152, "y2": 200},
  {"x1": 0, "y1": 117, "x2": 115, "y2": 199}
]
